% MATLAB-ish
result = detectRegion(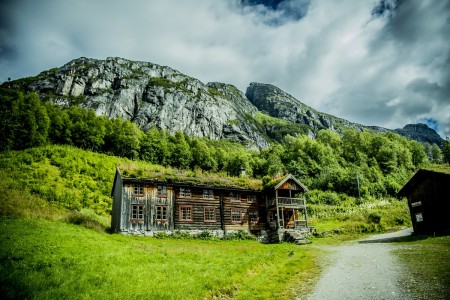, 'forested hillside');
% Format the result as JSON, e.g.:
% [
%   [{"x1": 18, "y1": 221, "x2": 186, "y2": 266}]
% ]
[
  {"x1": 1, "y1": 87, "x2": 449, "y2": 197},
  {"x1": 1, "y1": 85, "x2": 450, "y2": 233}
]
